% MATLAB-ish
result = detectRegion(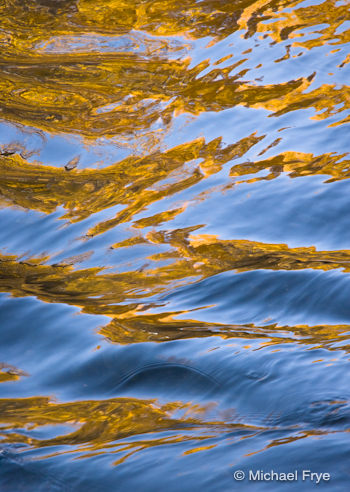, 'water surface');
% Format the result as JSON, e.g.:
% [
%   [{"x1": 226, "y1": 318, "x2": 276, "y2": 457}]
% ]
[{"x1": 1, "y1": 0, "x2": 350, "y2": 490}]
